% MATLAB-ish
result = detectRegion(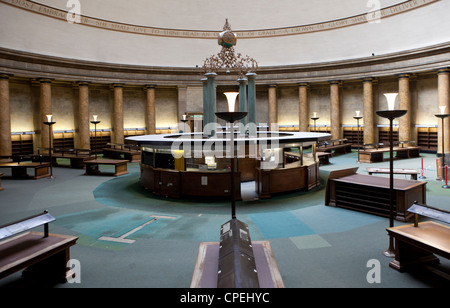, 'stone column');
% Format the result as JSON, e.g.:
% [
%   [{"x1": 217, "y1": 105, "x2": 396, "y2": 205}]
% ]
[
  {"x1": 363, "y1": 78, "x2": 375, "y2": 144},
  {"x1": 145, "y1": 85, "x2": 156, "y2": 135},
  {"x1": 238, "y1": 77, "x2": 248, "y2": 127},
  {"x1": 0, "y1": 75, "x2": 12, "y2": 159},
  {"x1": 246, "y1": 72, "x2": 257, "y2": 136},
  {"x1": 438, "y1": 69, "x2": 450, "y2": 156},
  {"x1": 205, "y1": 73, "x2": 217, "y2": 136},
  {"x1": 298, "y1": 83, "x2": 309, "y2": 132},
  {"x1": 112, "y1": 84, "x2": 124, "y2": 144},
  {"x1": 330, "y1": 81, "x2": 341, "y2": 140},
  {"x1": 268, "y1": 85, "x2": 277, "y2": 130},
  {"x1": 177, "y1": 86, "x2": 187, "y2": 130},
  {"x1": 78, "y1": 82, "x2": 90, "y2": 150},
  {"x1": 398, "y1": 74, "x2": 411, "y2": 143},
  {"x1": 39, "y1": 79, "x2": 52, "y2": 150}
]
